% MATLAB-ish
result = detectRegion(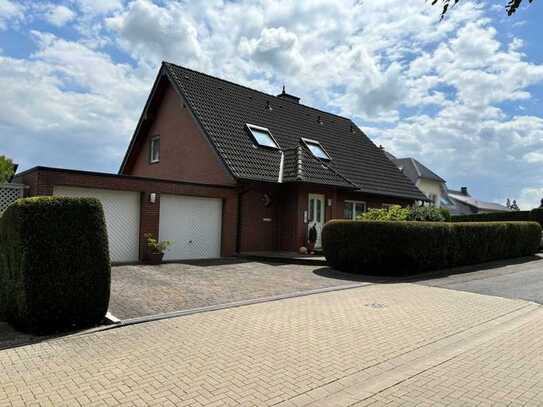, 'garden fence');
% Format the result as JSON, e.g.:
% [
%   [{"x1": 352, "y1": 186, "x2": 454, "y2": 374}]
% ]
[{"x1": 0, "y1": 183, "x2": 25, "y2": 215}]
